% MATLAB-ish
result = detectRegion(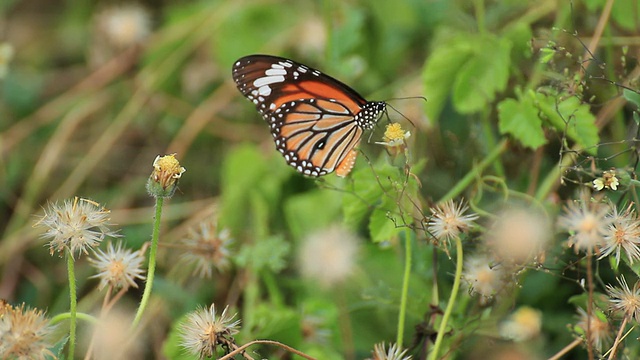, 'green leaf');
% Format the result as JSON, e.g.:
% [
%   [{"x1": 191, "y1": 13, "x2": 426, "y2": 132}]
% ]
[
  {"x1": 611, "y1": 0, "x2": 640, "y2": 31},
  {"x1": 235, "y1": 235, "x2": 290, "y2": 272},
  {"x1": 497, "y1": 97, "x2": 546, "y2": 149},
  {"x1": 452, "y1": 35, "x2": 511, "y2": 114},
  {"x1": 533, "y1": 91, "x2": 599, "y2": 154},
  {"x1": 422, "y1": 34, "x2": 475, "y2": 121},
  {"x1": 369, "y1": 200, "x2": 403, "y2": 243},
  {"x1": 623, "y1": 88, "x2": 640, "y2": 109},
  {"x1": 284, "y1": 189, "x2": 343, "y2": 240}
]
